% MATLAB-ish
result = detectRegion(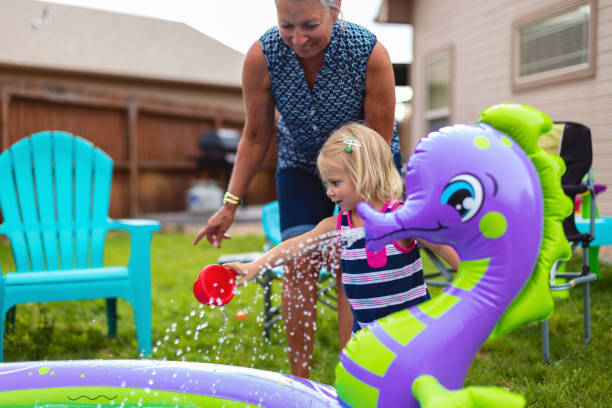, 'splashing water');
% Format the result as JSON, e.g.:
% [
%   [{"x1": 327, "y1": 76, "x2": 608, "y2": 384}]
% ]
[
  {"x1": 150, "y1": 226, "x2": 365, "y2": 379},
  {"x1": 127, "y1": 227, "x2": 359, "y2": 407},
  {"x1": 256, "y1": 227, "x2": 365, "y2": 274},
  {"x1": 216, "y1": 307, "x2": 228, "y2": 360}
]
